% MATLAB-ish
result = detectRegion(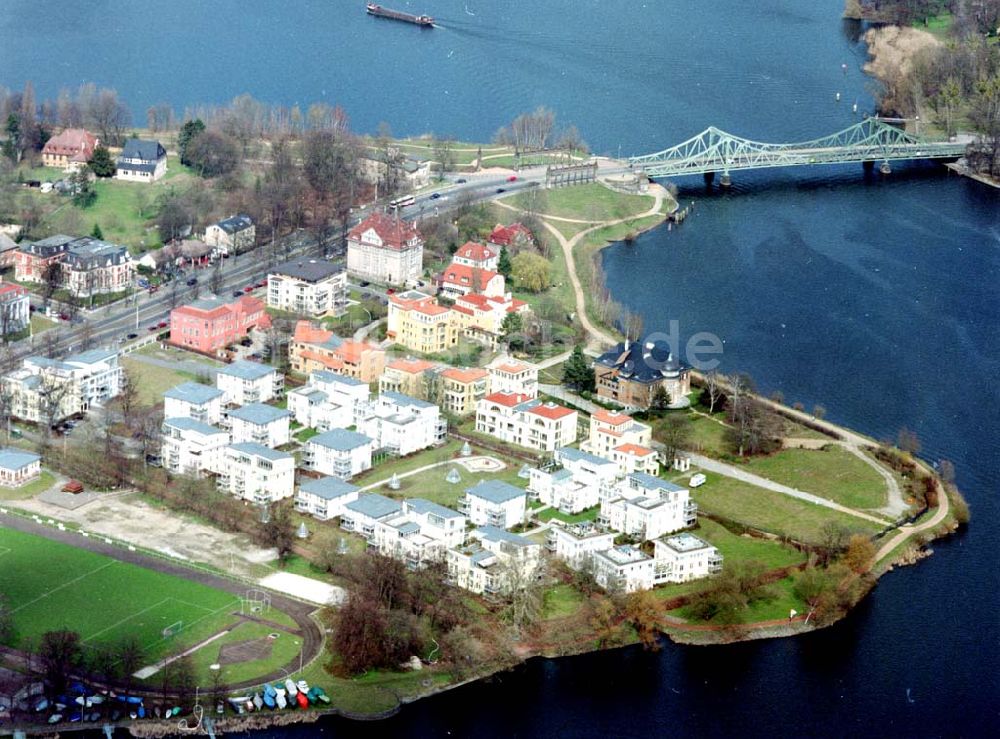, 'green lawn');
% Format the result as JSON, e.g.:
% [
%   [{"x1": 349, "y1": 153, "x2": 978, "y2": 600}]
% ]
[
  {"x1": 182, "y1": 619, "x2": 303, "y2": 686},
  {"x1": 296, "y1": 658, "x2": 450, "y2": 716},
  {"x1": 671, "y1": 575, "x2": 806, "y2": 625},
  {"x1": 690, "y1": 471, "x2": 884, "y2": 544},
  {"x1": 740, "y1": 446, "x2": 889, "y2": 510},
  {"x1": 122, "y1": 357, "x2": 200, "y2": 405},
  {"x1": 379, "y1": 460, "x2": 526, "y2": 508},
  {"x1": 29, "y1": 313, "x2": 59, "y2": 335},
  {"x1": 693, "y1": 517, "x2": 806, "y2": 570},
  {"x1": 672, "y1": 413, "x2": 732, "y2": 455},
  {"x1": 0, "y1": 527, "x2": 250, "y2": 662},
  {"x1": 542, "y1": 583, "x2": 586, "y2": 620},
  {"x1": 510, "y1": 183, "x2": 654, "y2": 223},
  {"x1": 0, "y1": 471, "x2": 56, "y2": 501},
  {"x1": 536, "y1": 505, "x2": 599, "y2": 525},
  {"x1": 295, "y1": 427, "x2": 320, "y2": 443}
]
